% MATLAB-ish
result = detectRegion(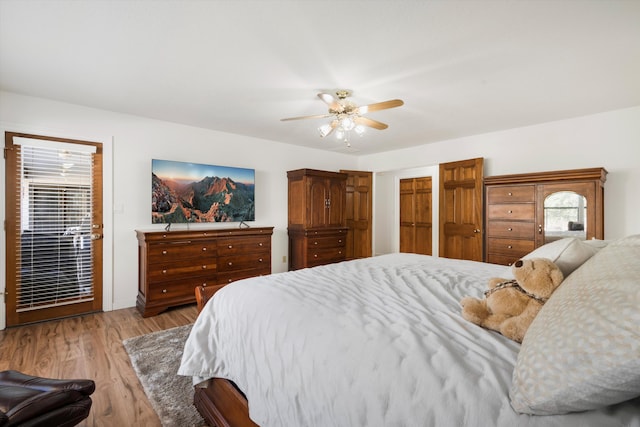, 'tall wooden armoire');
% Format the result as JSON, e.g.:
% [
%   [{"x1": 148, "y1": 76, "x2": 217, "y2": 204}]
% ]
[{"x1": 287, "y1": 169, "x2": 348, "y2": 270}]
